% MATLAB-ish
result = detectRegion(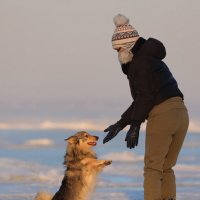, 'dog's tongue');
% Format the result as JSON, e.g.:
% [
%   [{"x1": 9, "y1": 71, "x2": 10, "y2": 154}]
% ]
[{"x1": 87, "y1": 142, "x2": 97, "y2": 146}]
